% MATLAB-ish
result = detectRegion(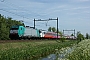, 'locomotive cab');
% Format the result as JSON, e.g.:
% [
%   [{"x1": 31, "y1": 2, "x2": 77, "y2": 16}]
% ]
[{"x1": 9, "y1": 25, "x2": 25, "y2": 39}]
